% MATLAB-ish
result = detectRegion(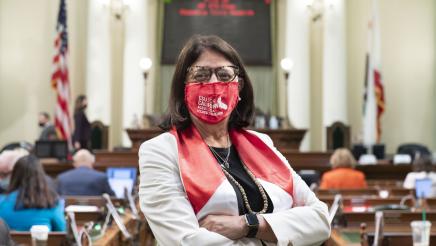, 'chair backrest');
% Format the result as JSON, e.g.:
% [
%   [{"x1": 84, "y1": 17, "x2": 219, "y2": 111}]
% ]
[
  {"x1": 397, "y1": 143, "x2": 431, "y2": 162},
  {"x1": 298, "y1": 170, "x2": 320, "y2": 187},
  {"x1": 90, "y1": 121, "x2": 109, "y2": 150},
  {"x1": 0, "y1": 141, "x2": 33, "y2": 154},
  {"x1": 326, "y1": 121, "x2": 351, "y2": 151}
]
